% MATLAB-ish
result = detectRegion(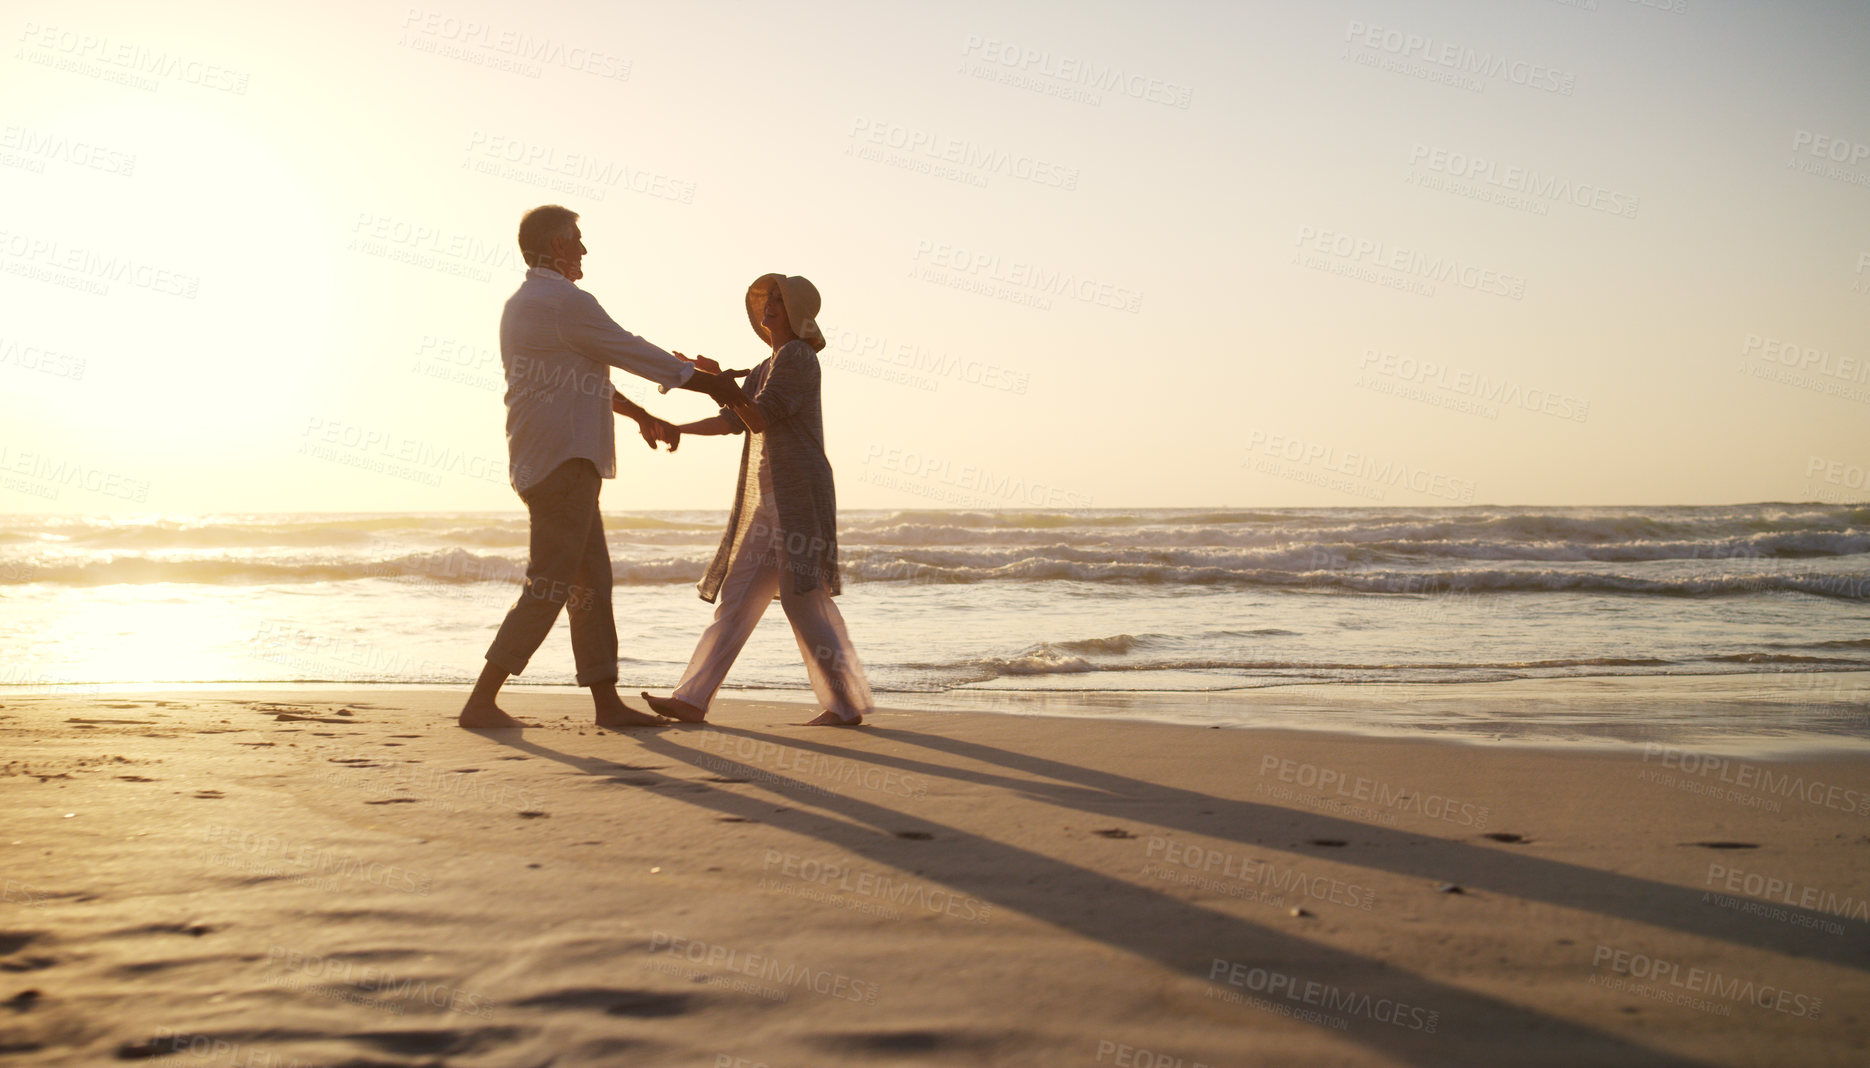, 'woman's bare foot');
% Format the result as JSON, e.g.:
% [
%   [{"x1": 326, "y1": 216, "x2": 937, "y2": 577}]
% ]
[
  {"x1": 802, "y1": 710, "x2": 863, "y2": 727},
  {"x1": 458, "y1": 702, "x2": 530, "y2": 728},
  {"x1": 641, "y1": 692, "x2": 707, "y2": 723}
]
